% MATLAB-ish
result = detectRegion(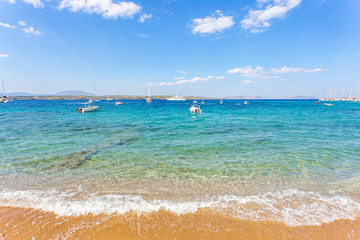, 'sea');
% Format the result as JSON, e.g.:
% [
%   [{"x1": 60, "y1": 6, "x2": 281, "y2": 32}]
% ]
[{"x1": 0, "y1": 99, "x2": 360, "y2": 239}]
